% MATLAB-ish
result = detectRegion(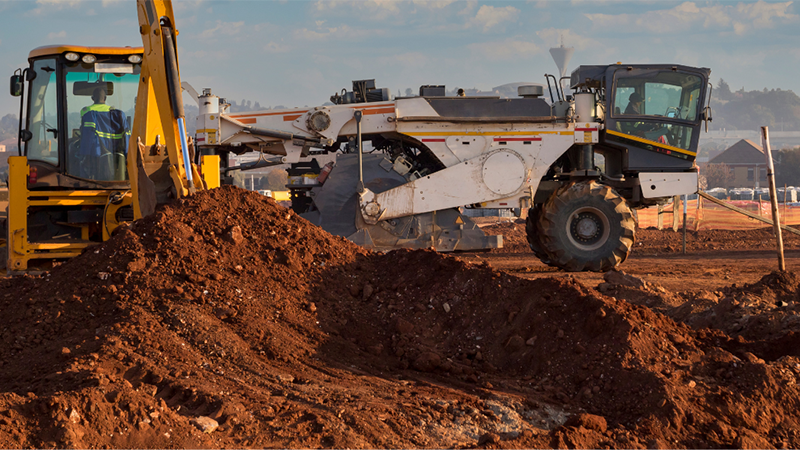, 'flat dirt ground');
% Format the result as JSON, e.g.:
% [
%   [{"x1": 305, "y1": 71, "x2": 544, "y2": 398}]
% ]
[{"x1": 1, "y1": 187, "x2": 799, "y2": 449}]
